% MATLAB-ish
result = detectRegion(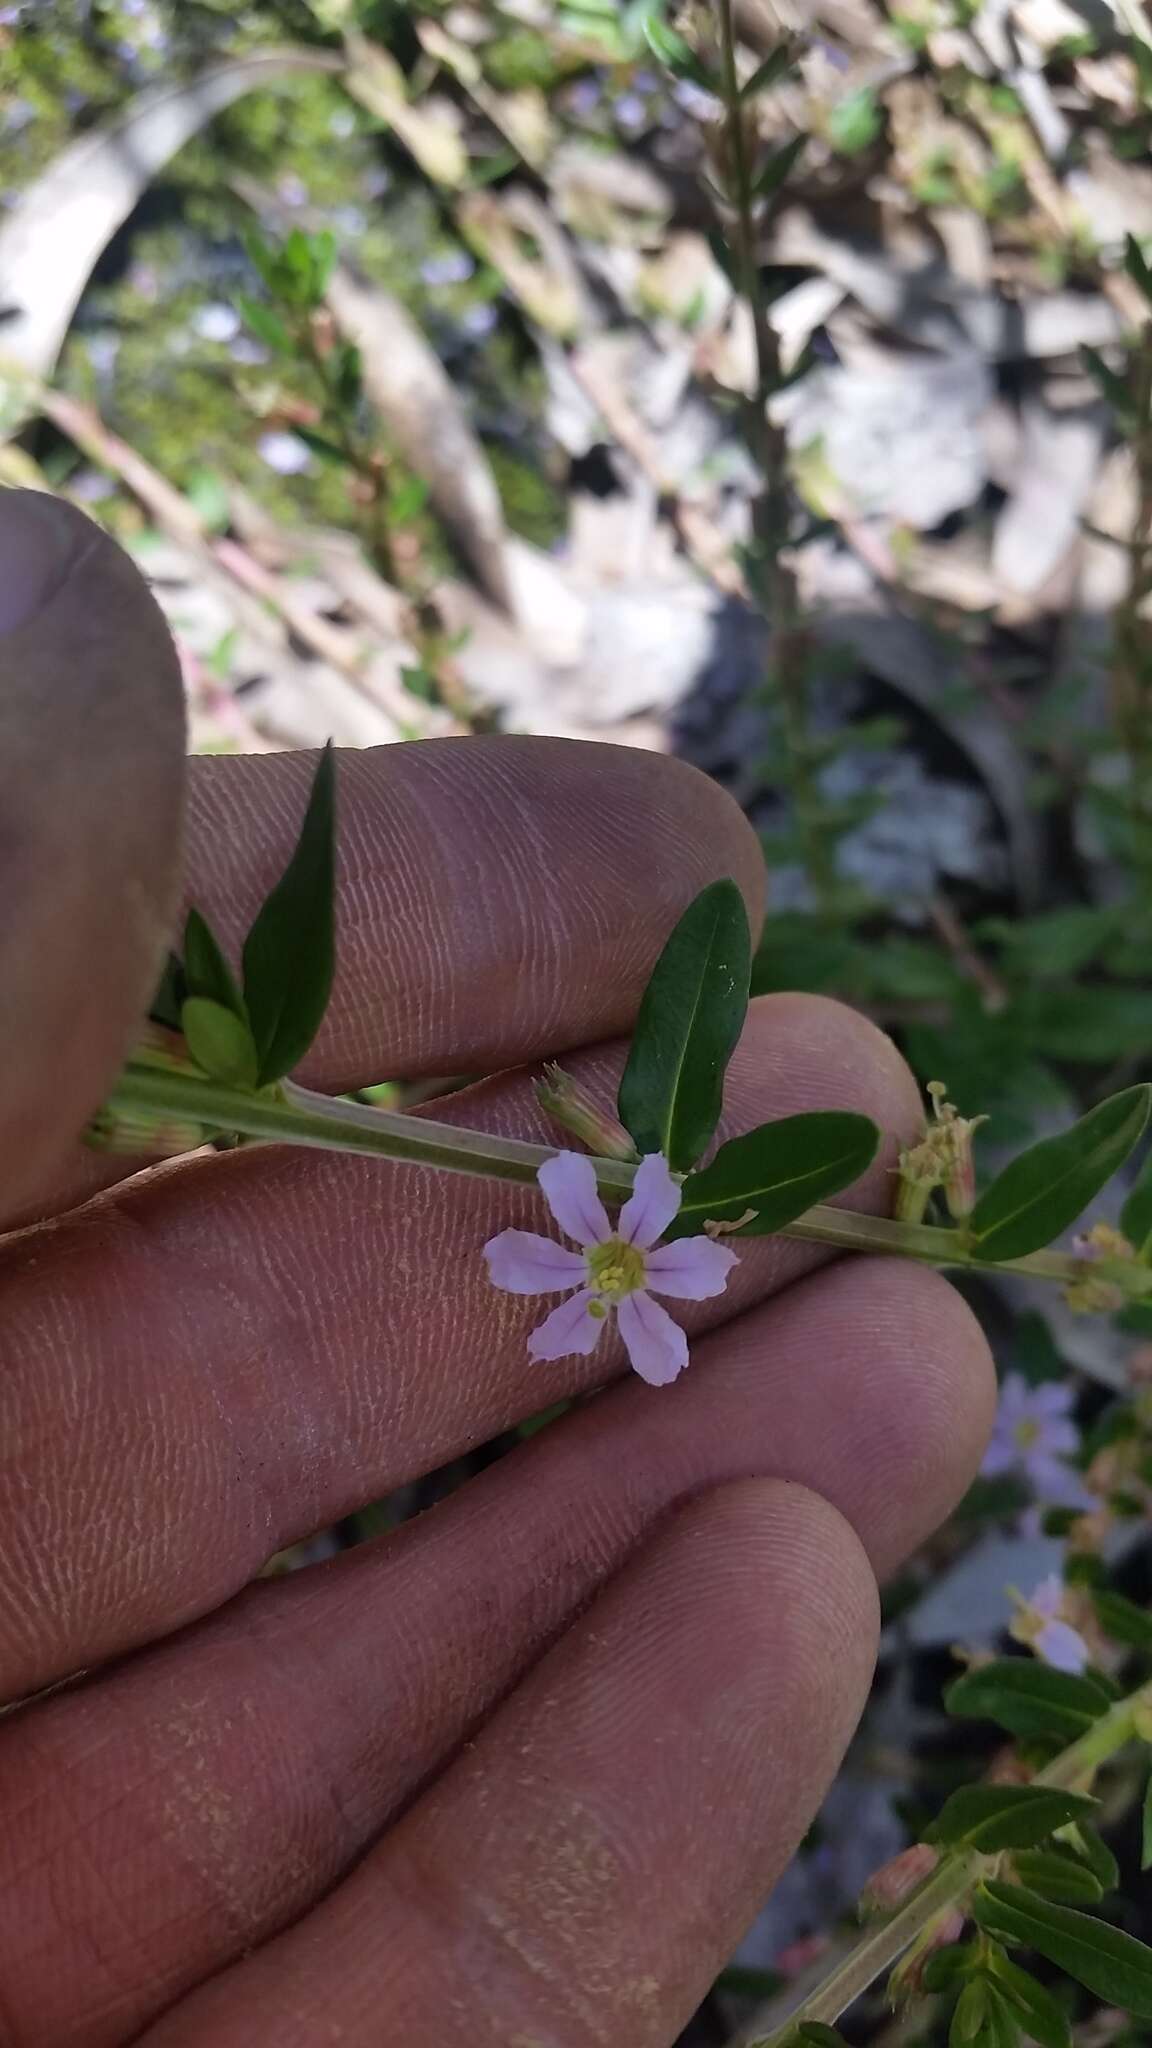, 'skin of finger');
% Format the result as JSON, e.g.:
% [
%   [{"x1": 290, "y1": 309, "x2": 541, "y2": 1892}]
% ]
[
  {"x1": 0, "y1": 1259, "x2": 989, "y2": 2046},
  {"x1": 139, "y1": 1482, "x2": 879, "y2": 2048},
  {"x1": 0, "y1": 994, "x2": 920, "y2": 1702},
  {"x1": 0, "y1": 494, "x2": 185, "y2": 1222},
  {"x1": 11, "y1": 734, "x2": 766, "y2": 1227}
]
